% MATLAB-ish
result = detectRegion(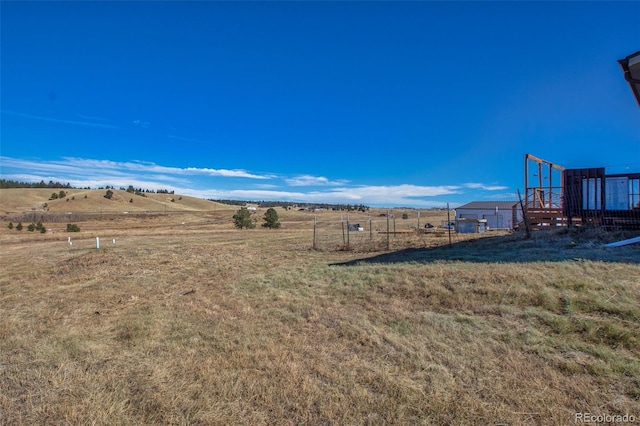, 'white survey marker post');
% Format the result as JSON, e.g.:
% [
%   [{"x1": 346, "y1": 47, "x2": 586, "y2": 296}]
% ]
[{"x1": 96, "y1": 237, "x2": 100, "y2": 249}]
